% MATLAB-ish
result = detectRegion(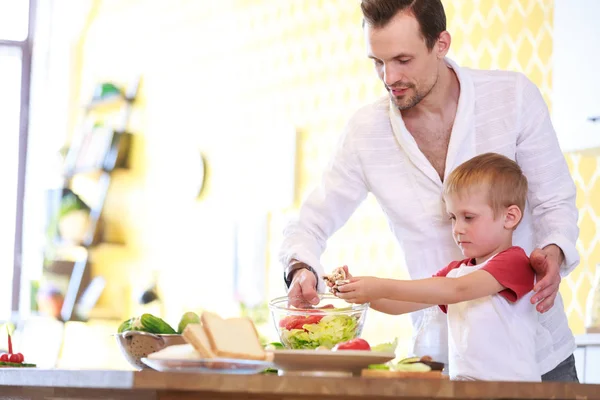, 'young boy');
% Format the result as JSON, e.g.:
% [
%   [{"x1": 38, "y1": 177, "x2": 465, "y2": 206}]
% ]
[{"x1": 334, "y1": 153, "x2": 540, "y2": 381}]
